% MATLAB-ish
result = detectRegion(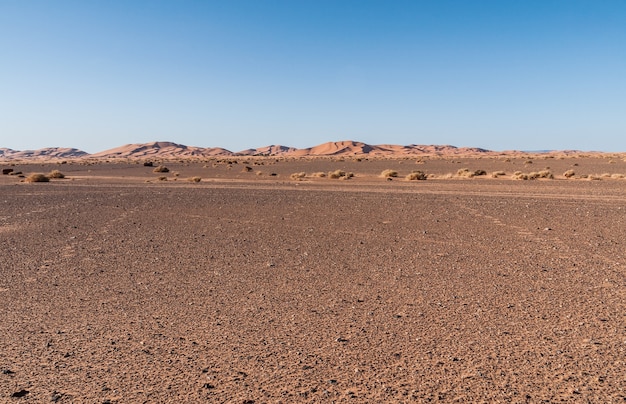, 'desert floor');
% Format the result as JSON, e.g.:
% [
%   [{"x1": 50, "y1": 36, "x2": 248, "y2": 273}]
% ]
[{"x1": 1, "y1": 157, "x2": 625, "y2": 402}]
